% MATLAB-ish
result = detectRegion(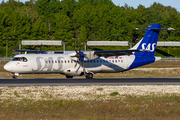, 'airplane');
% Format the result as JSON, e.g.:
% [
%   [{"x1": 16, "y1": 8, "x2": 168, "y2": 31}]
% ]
[{"x1": 4, "y1": 24, "x2": 175, "y2": 79}]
